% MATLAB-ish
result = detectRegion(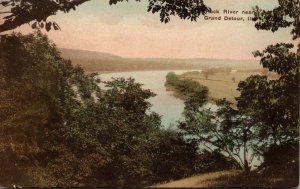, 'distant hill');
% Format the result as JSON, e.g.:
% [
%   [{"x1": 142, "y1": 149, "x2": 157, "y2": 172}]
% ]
[
  {"x1": 59, "y1": 48, "x2": 261, "y2": 72},
  {"x1": 60, "y1": 48, "x2": 122, "y2": 61}
]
